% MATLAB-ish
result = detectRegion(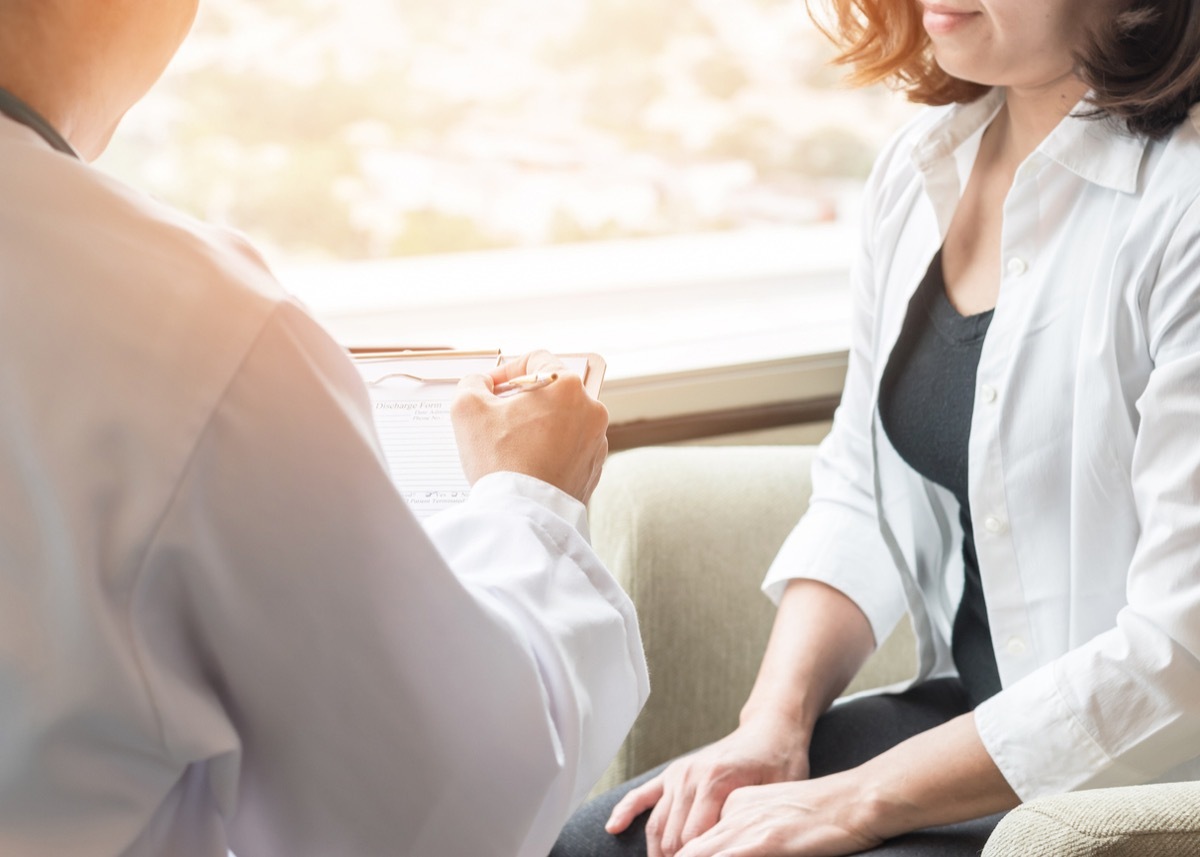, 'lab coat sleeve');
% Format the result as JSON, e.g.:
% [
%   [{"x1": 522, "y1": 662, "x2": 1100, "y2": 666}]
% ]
[
  {"x1": 975, "y1": 194, "x2": 1200, "y2": 799},
  {"x1": 424, "y1": 471, "x2": 651, "y2": 839},
  {"x1": 761, "y1": 134, "x2": 910, "y2": 648},
  {"x1": 132, "y1": 299, "x2": 648, "y2": 857}
]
